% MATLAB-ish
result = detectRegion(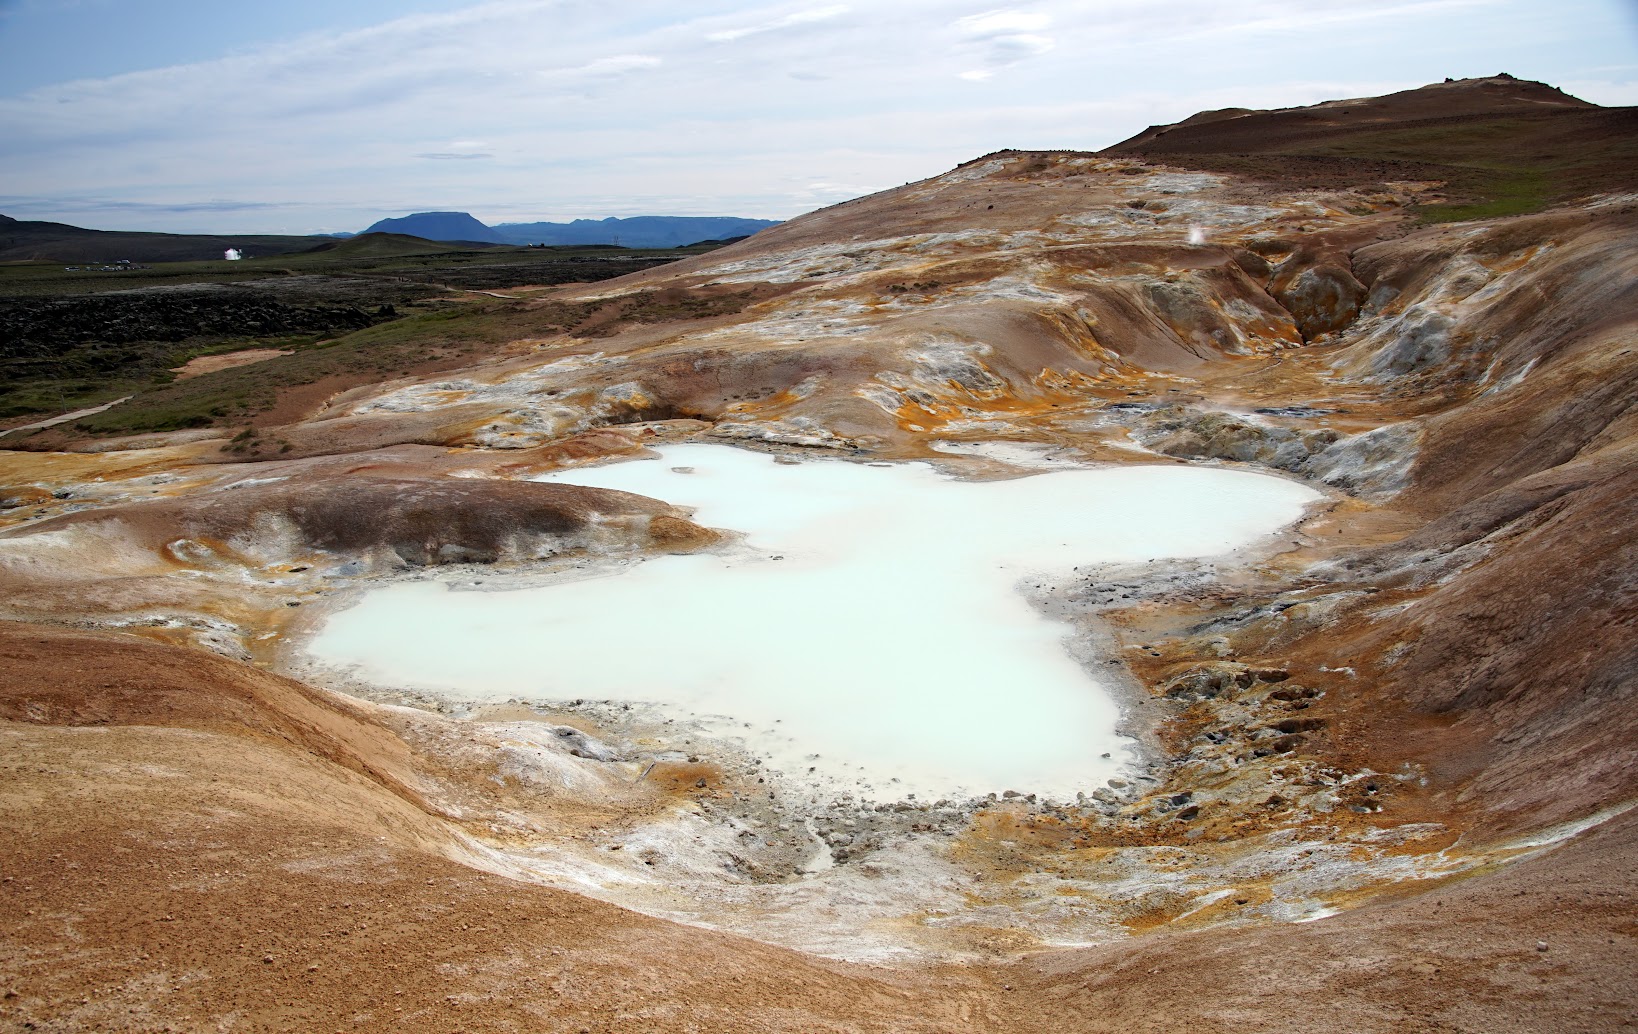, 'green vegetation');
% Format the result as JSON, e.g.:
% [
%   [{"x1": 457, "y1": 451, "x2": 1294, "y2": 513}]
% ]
[
  {"x1": 65, "y1": 302, "x2": 529, "y2": 435},
  {"x1": 1, "y1": 237, "x2": 731, "y2": 438},
  {"x1": 0, "y1": 382, "x2": 134, "y2": 422},
  {"x1": 1291, "y1": 116, "x2": 1627, "y2": 223},
  {"x1": 1416, "y1": 168, "x2": 1554, "y2": 223},
  {"x1": 0, "y1": 331, "x2": 328, "y2": 421},
  {"x1": 1110, "y1": 104, "x2": 1638, "y2": 227},
  {"x1": 0, "y1": 237, "x2": 716, "y2": 299},
  {"x1": 529, "y1": 288, "x2": 764, "y2": 338}
]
